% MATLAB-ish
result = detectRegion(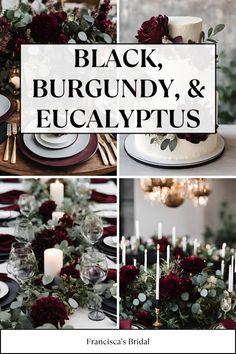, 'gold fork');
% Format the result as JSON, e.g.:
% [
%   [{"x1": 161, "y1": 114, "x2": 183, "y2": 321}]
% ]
[
  {"x1": 105, "y1": 134, "x2": 117, "y2": 157},
  {"x1": 97, "y1": 134, "x2": 116, "y2": 166},
  {"x1": 3, "y1": 123, "x2": 12, "y2": 161},
  {"x1": 10, "y1": 123, "x2": 17, "y2": 164}
]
